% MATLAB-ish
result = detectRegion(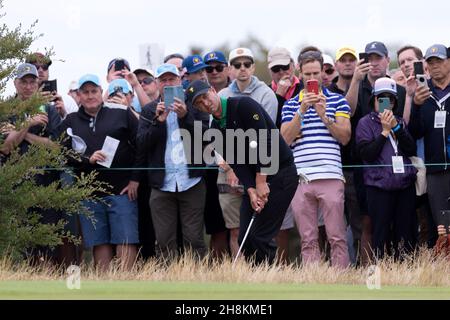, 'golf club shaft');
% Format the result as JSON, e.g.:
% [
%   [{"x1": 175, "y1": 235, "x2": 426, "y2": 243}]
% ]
[{"x1": 233, "y1": 213, "x2": 257, "y2": 265}]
